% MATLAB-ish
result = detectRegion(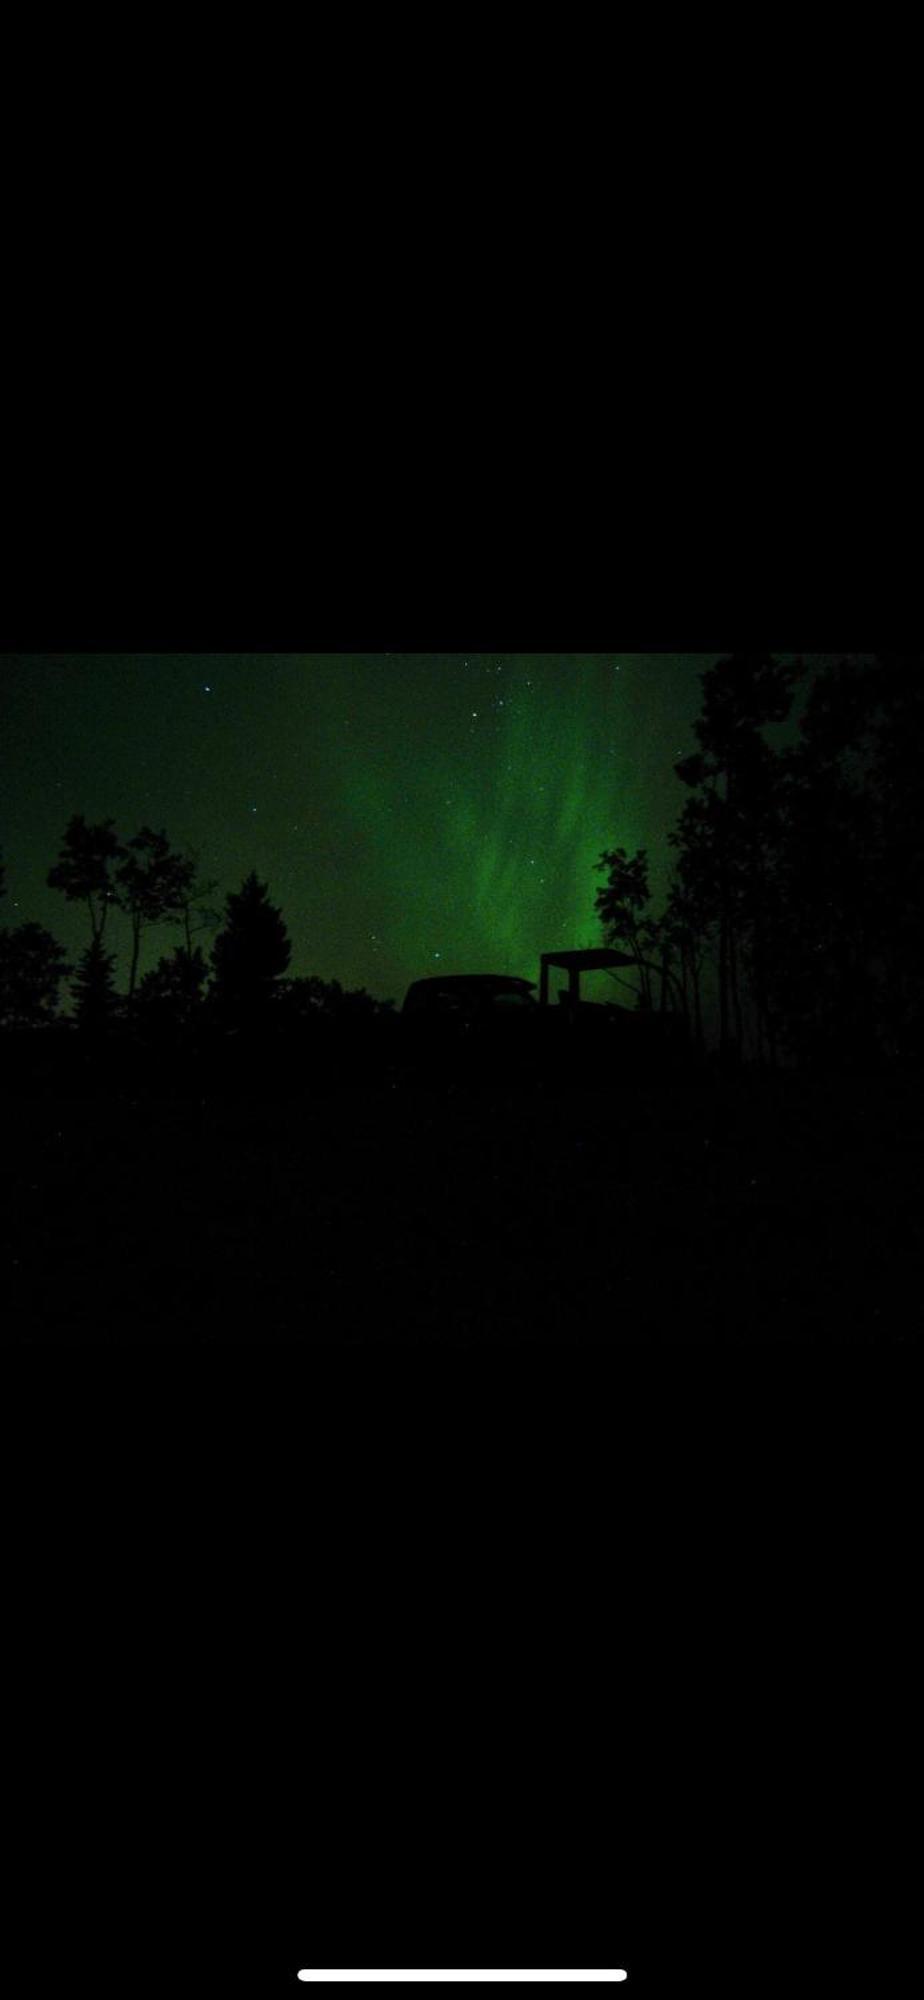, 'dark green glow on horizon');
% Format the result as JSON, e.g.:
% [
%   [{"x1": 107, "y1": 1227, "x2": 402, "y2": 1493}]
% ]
[{"x1": 0, "y1": 653, "x2": 749, "y2": 1003}]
